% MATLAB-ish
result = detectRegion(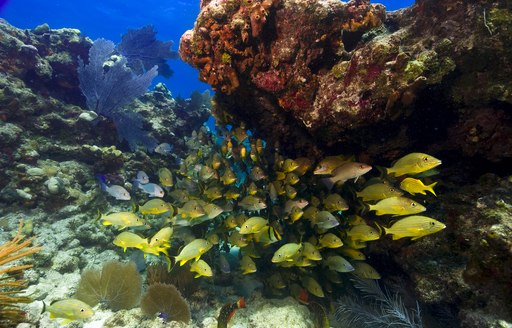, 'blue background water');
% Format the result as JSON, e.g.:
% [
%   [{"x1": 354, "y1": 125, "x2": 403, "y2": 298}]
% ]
[{"x1": 0, "y1": 0, "x2": 413, "y2": 98}]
